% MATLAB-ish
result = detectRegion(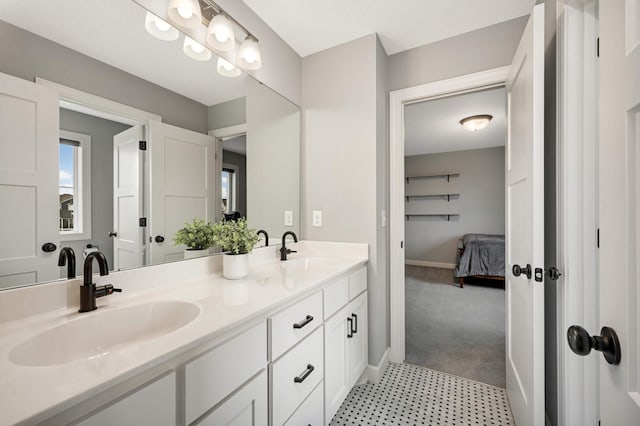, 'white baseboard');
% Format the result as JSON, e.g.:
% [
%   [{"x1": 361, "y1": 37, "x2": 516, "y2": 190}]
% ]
[
  {"x1": 367, "y1": 347, "x2": 390, "y2": 383},
  {"x1": 405, "y1": 260, "x2": 456, "y2": 269}
]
